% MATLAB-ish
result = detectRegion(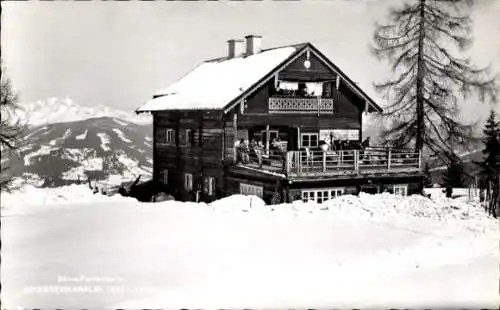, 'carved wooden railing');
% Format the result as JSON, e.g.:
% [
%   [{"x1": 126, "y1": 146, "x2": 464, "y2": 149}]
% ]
[
  {"x1": 268, "y1": 97, "x2": 334, "y2": 114},
  {"x1": 285, "y1": 148, "x2": 422, "y2": 177}
]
